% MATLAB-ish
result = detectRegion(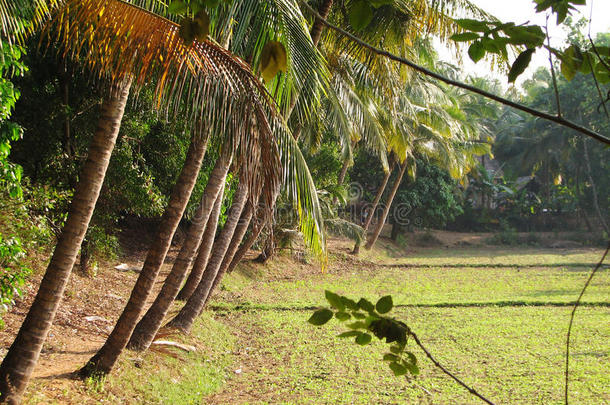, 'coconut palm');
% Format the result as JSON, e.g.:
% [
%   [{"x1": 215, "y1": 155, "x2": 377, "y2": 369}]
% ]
[
  {"x1": 176, "y1": 183, "x2": 226, "y2": 301},
  {"x1": 363, "y1": 70, "x2": 490, "y2": 250},
  {"x1": 0, "y1": 77, "x2": 132, "y2": 403},
  {"x1": 1, "y1": 0, "x2": 316, "y2": 395},
  {"x1": 125, "y1": 150, "x2": 232, "y2": 352},
  {"x1": 168, "y1": 179, "x2": 251, "y2": 332}
]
